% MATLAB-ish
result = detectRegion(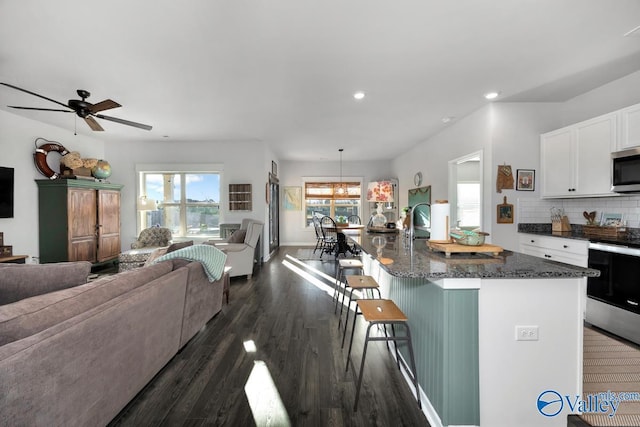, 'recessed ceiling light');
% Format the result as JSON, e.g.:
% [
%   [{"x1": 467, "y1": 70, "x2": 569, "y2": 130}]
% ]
[
  {"x1": 353, "y1": 91, "x2": 365, "y2": 100},
  {"x1": 484, "y1": 91, "x2": 500, "y2": 100},
  {"x1": 441, "y1": 116, "x2": 455, "y2": 124}
]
